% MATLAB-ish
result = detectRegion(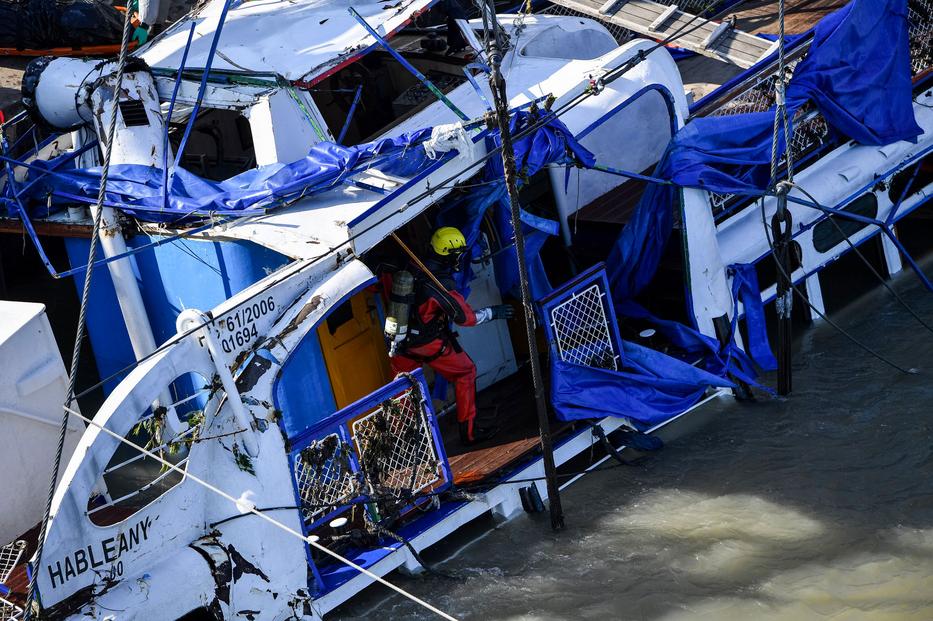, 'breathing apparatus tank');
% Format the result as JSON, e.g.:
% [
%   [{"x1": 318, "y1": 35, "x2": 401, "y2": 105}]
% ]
[{"x1": 384, "y1": 270, "x2": 414, "y2": 357}]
